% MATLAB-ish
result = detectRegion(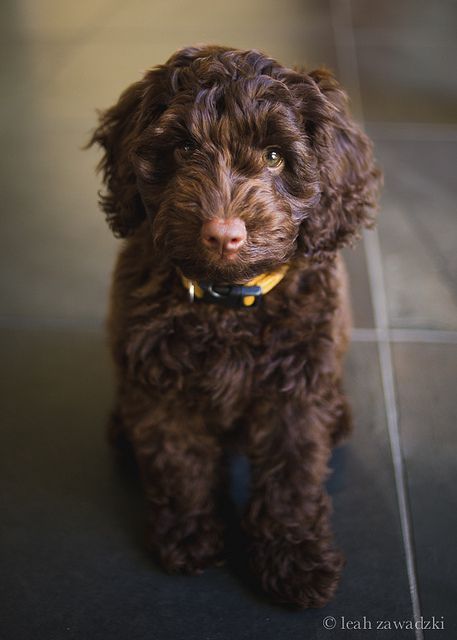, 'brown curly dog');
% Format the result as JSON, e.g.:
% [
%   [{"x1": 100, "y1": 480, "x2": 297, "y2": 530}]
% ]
[{"x1": 88, "y1": 45, "x2": 381, "y2": 608}]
